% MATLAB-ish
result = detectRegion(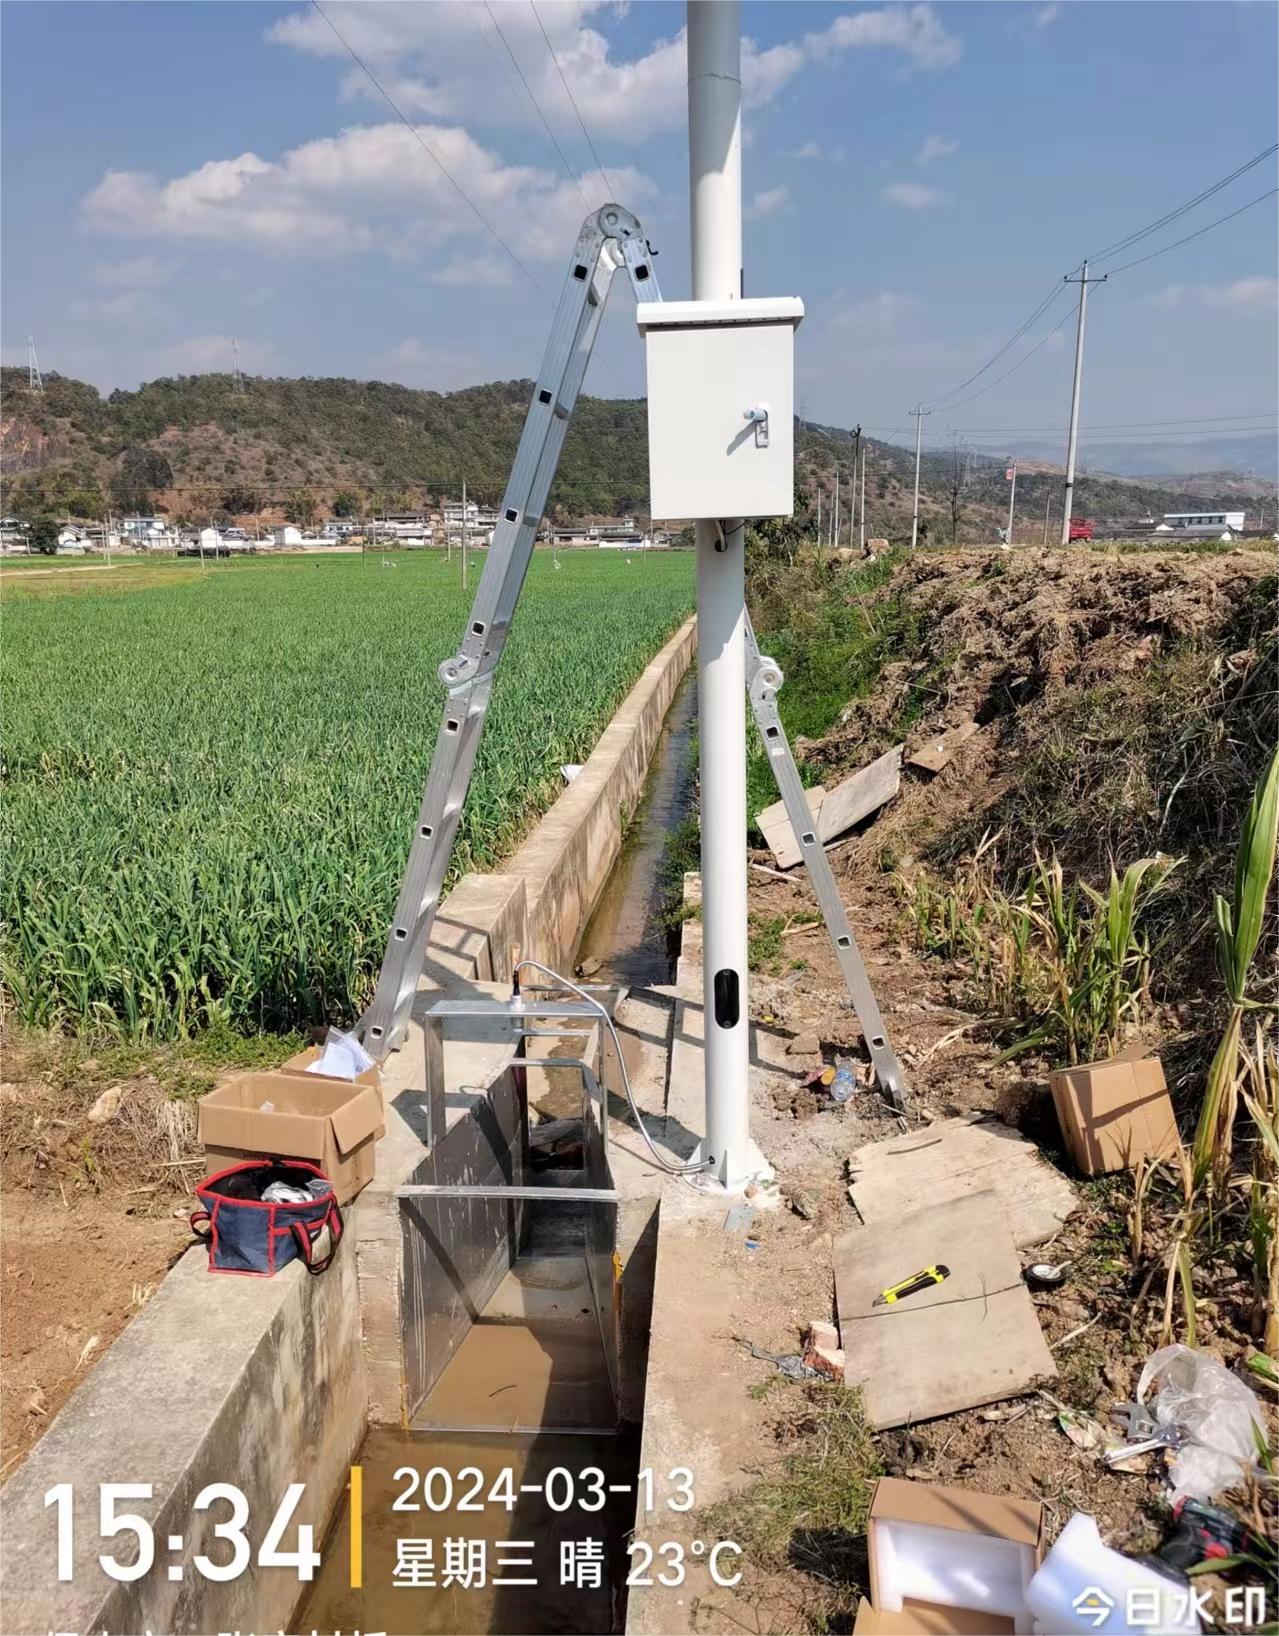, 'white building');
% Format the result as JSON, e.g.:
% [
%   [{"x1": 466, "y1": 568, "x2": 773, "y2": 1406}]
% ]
[{"x1": 1157, "y1": 509, "x2": 1247, "y2": 539}]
